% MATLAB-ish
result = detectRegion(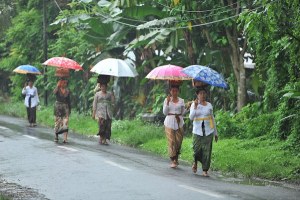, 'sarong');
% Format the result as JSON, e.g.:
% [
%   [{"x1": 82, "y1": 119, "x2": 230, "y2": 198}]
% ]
[
  {"x1": 54, "y1": 102, "x2": 69, "y2": 135},
  {"x1": 193, "y1": 134, "x2": 213, "y2": 171},
  {"x1": 165, "y1": 127, "x2": 184, "y2": 160},
  {"x1": 26, "y1": 106, "x2": 36, "y2": 124},
  {"x1": 98, "y1": 117, "x2": 112, "y2": 140}
]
